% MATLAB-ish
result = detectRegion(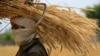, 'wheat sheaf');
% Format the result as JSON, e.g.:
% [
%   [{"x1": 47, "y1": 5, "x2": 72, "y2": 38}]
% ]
[{"x1": 0, "y1": 0, "x2": 99, "y2": 54}]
